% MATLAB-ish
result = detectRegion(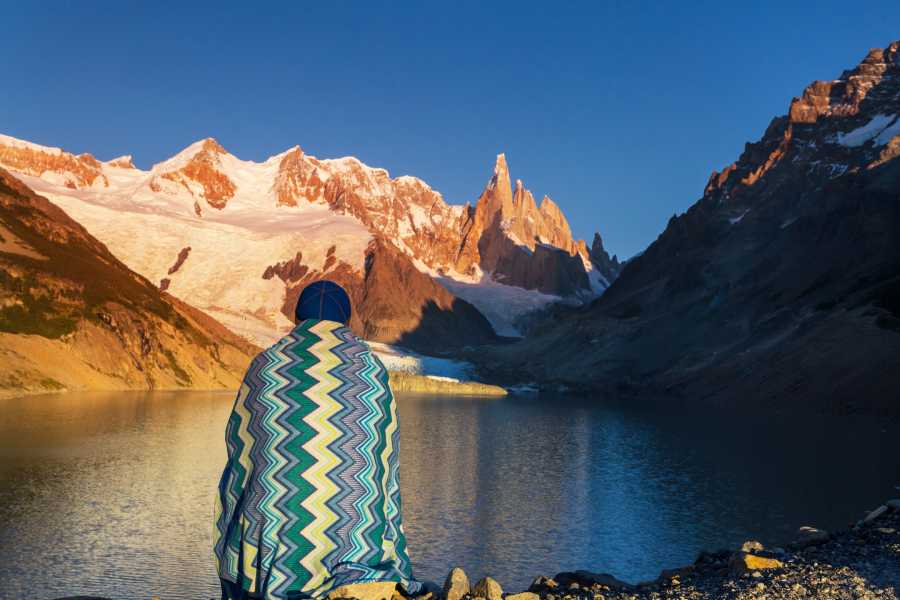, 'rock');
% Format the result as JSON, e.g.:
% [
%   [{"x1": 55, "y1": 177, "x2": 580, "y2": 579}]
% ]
[
  {"x1": 443, "y1": 568, "x2": 470, "y2": 600},
  {"x1": 795, "y1": 526, "x2": 830, "y2": 547},
  {"x1": 876, "y1": 527, "x2": 896, "y2": 534},
  {"x1": 693, "y1": 549, "x2": 731, "y2": 568},
  {"x1": 529, "y1": 576, "x2": 557, "y2": 592},
  {"x1": 472, "y1": 577, "x2": 503, "y2": 600},
  {"x1": 658, "y1": 566, "x2": 694, "y2": 581},
  {"x1": 327, "y1": 582, "x2": 399, "y2": 600},
  {"x1": 506, "y1": 593, "x2": 539, "y2": 600},
  {"x1": 885, "y1": 498, "x2": 900, "y2": 511},
  {"x1": 740, "y1": 540, "x2": 764, "y2": 553},
  {"x1": 553, "y1": 571, "x2": 632, "y2": 591},
  {"x1": 729, "y1": 552, "x2": 784, "y2": 576},
  {"x1": 863, "y1": 505, "x2": 888, "y2": 523}
]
